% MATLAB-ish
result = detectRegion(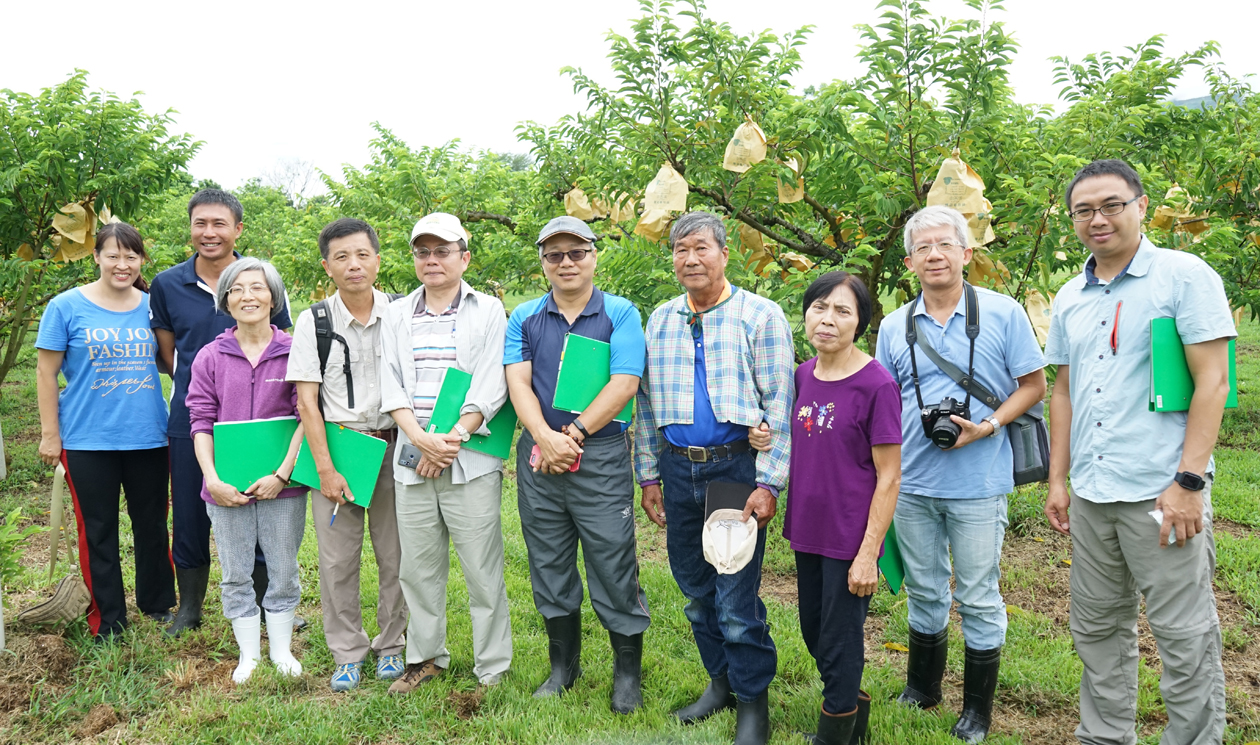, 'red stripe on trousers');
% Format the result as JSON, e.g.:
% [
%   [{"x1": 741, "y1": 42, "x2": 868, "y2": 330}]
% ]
[{"x1": 60, "y1": 451, "x2": 102, "y2": 637}]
